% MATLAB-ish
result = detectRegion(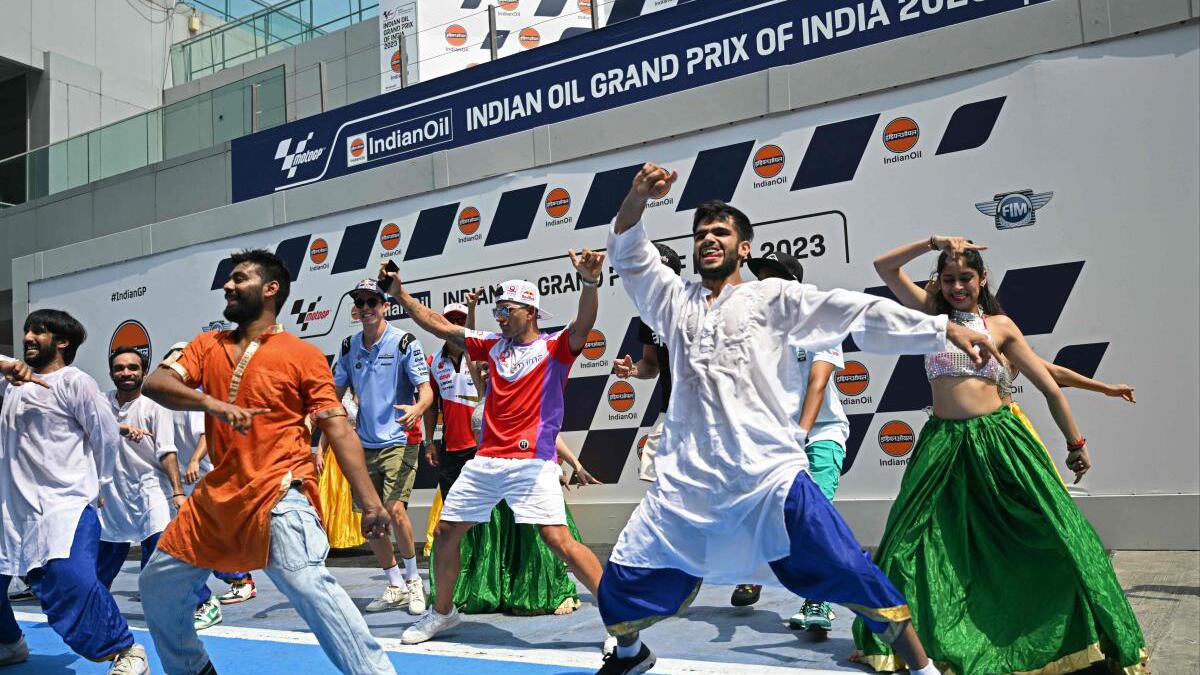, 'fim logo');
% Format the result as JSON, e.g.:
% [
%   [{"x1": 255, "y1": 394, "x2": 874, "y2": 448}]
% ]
[
  {"x1": 976, "y1": 189, "x2": 1054, "y2": 230},
  {"x1": 347, "y1": 133, "x2": 368, "y2": 167},
  {"x1": 275, "y1": 132, "x2": 325, "y2": 179}
]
